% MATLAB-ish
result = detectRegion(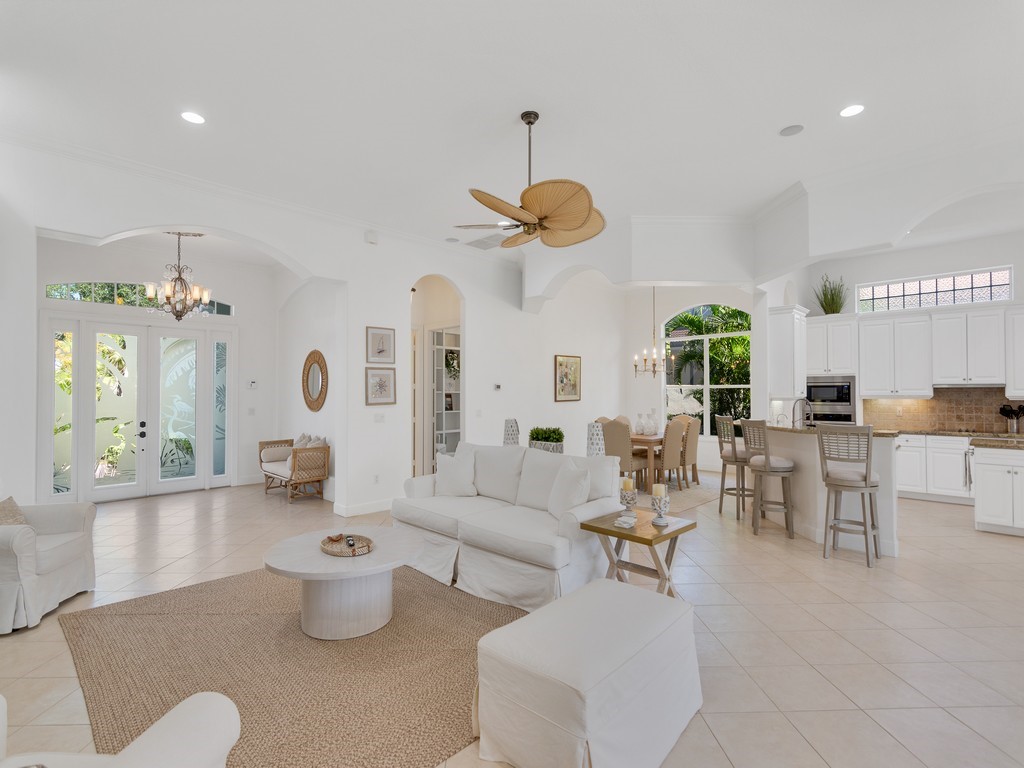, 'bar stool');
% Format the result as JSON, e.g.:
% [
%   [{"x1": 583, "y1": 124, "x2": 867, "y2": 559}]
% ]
[
  {"x1": 739, "y1": 419, "x2": 795, "y2": 538},
  {"x1": 715, "y1": 415, "x2": 753, "y2": 519},
  {"x1": 817, "y1": 424, "x2": 881, "y2": 567}
]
